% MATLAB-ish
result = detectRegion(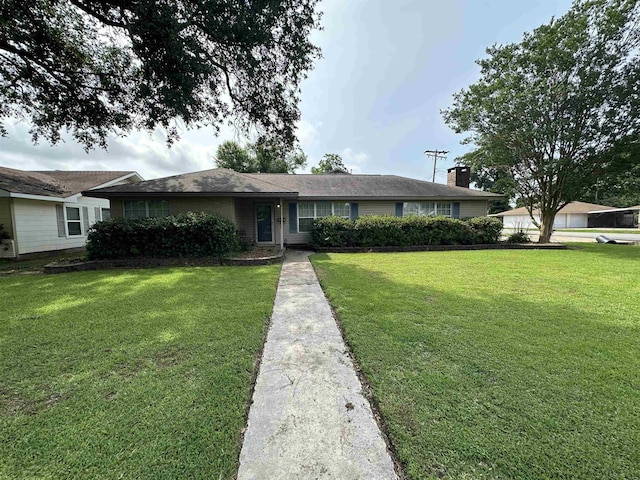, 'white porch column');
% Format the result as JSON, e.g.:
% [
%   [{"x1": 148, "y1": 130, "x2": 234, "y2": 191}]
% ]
[{"x1": 280, "y1": 197, "x2": 284, "y2": 250}]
